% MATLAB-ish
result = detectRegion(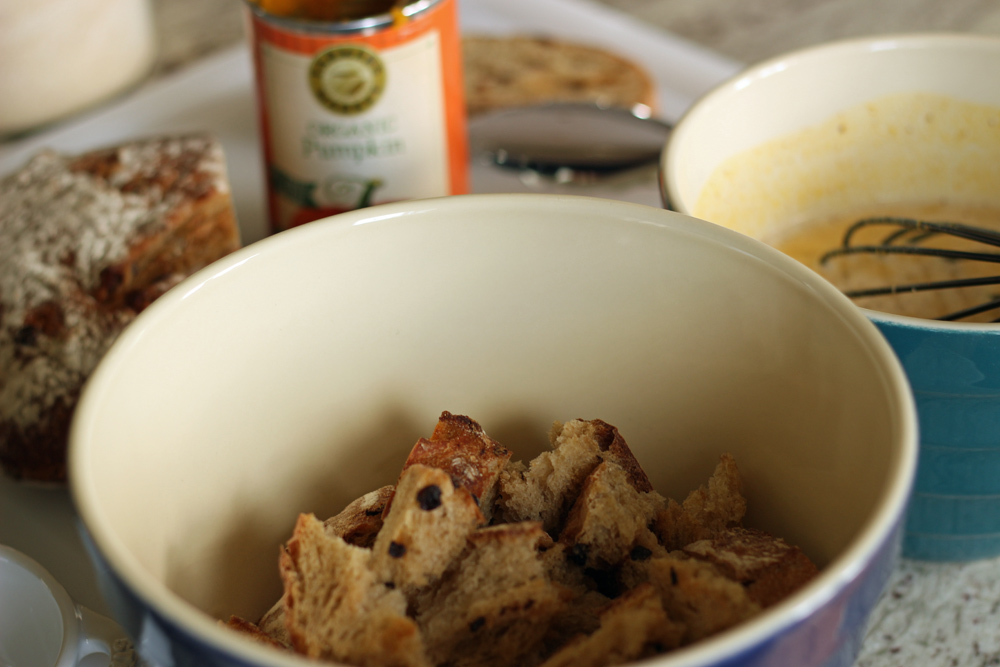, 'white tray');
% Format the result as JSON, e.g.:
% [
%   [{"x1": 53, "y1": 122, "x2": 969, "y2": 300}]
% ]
[{"x1": 0, "y1": 0, "x2": 741, "y2": 617}]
